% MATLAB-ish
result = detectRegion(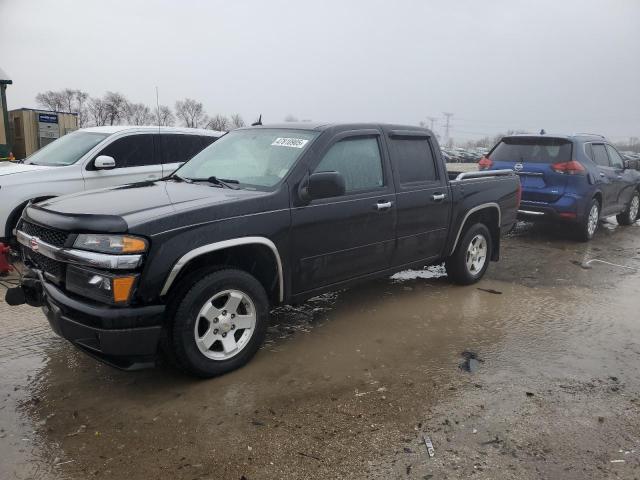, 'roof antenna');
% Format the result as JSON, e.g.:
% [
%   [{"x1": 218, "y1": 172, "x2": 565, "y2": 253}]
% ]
[
  {"x1": 251, "y1": 114, "x2": 262, "y2": 126},
  {"x1": 539, "y1": 128, "x2": 546, "y2": 135}
]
